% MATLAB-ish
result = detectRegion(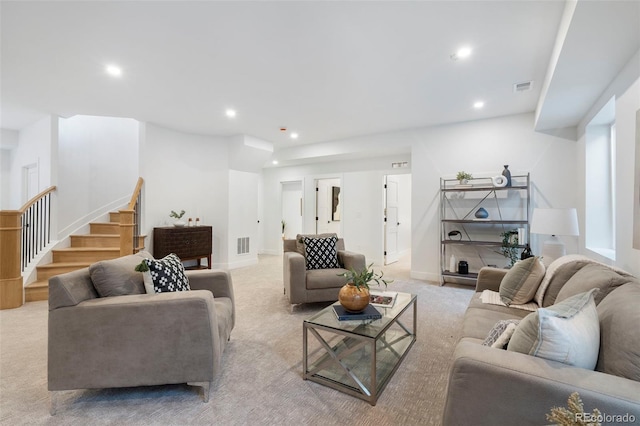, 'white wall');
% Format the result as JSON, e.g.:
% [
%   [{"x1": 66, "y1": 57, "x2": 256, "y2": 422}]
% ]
[
  {"x1": 140, "y1": 123, "x2": 230, "y2": 267},
  {"x1": 0, "y1": 128, "x2": 18, "y2": 208},
  {"x1": 576, "y1": 49, "x2": 640, "y2": 275},
  {"x1": 5, "y1": 116, "x2": 55, "y2": 209},
  {"x1": 410, "y1": 112, "x2": 579, "y2": 281},
  {"x1": 57, "y1": 115, "x2": 139, "y2": 237},
  {"x1": 228, "y1": 170, "x2": 259, "y2": 268}
]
